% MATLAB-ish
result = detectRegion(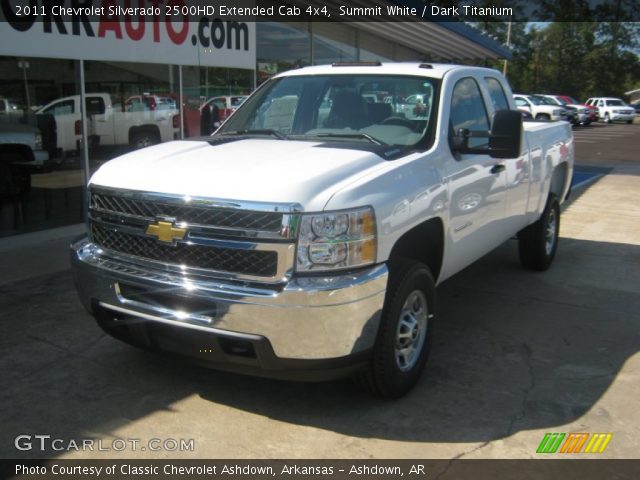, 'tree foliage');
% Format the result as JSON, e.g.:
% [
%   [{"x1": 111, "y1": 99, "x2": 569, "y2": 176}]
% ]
[
  {"x1": 426, "y1": 0, "x2": 640, "y2": 100},
  {"x1": 501, "y1": 22, "x2": 640, "y2": 100}
]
